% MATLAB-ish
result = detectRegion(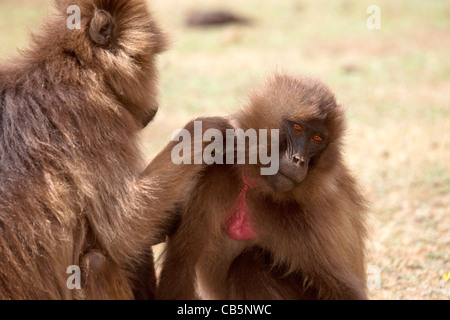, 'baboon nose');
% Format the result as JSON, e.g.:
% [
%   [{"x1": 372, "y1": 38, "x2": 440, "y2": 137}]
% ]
[
  {"x1": 142, "y1": 107, "x2": 158, "y2": 127},
  {"x1": 293, "y1": 155, "x2": 306, "y2": 166},
  {"x1": 300, "y1": 157, "x2": 306, "y2": 166}
]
